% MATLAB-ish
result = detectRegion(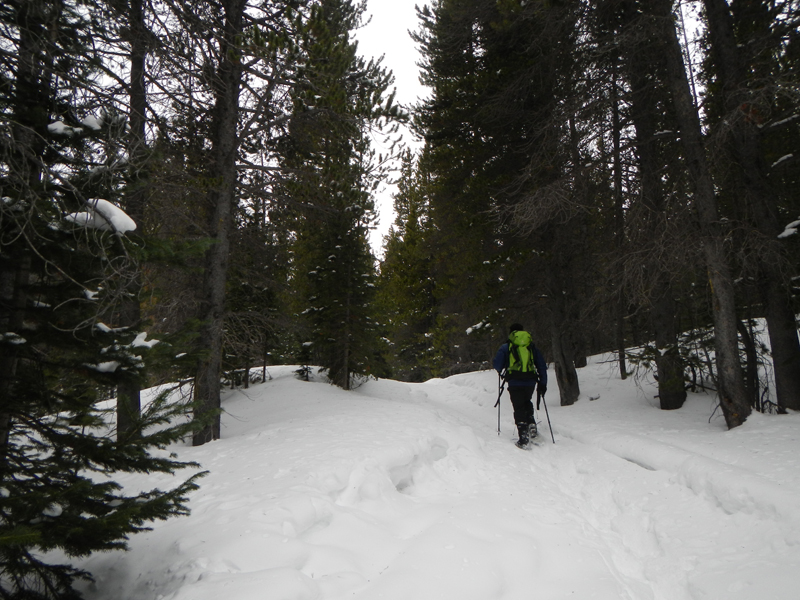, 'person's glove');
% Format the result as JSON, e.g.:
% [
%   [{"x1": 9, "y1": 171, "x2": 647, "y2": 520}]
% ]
[{"x1": 538, "y1": 384, "x2": 546, "y2": 396}]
